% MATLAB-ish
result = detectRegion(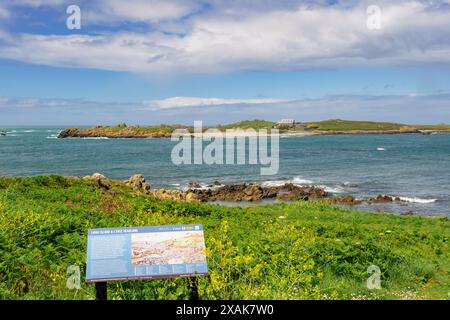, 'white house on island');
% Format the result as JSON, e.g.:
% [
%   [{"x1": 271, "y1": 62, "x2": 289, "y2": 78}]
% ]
[{"x1": 275, "y1": 119, "x2": 296, "y2": 128}]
